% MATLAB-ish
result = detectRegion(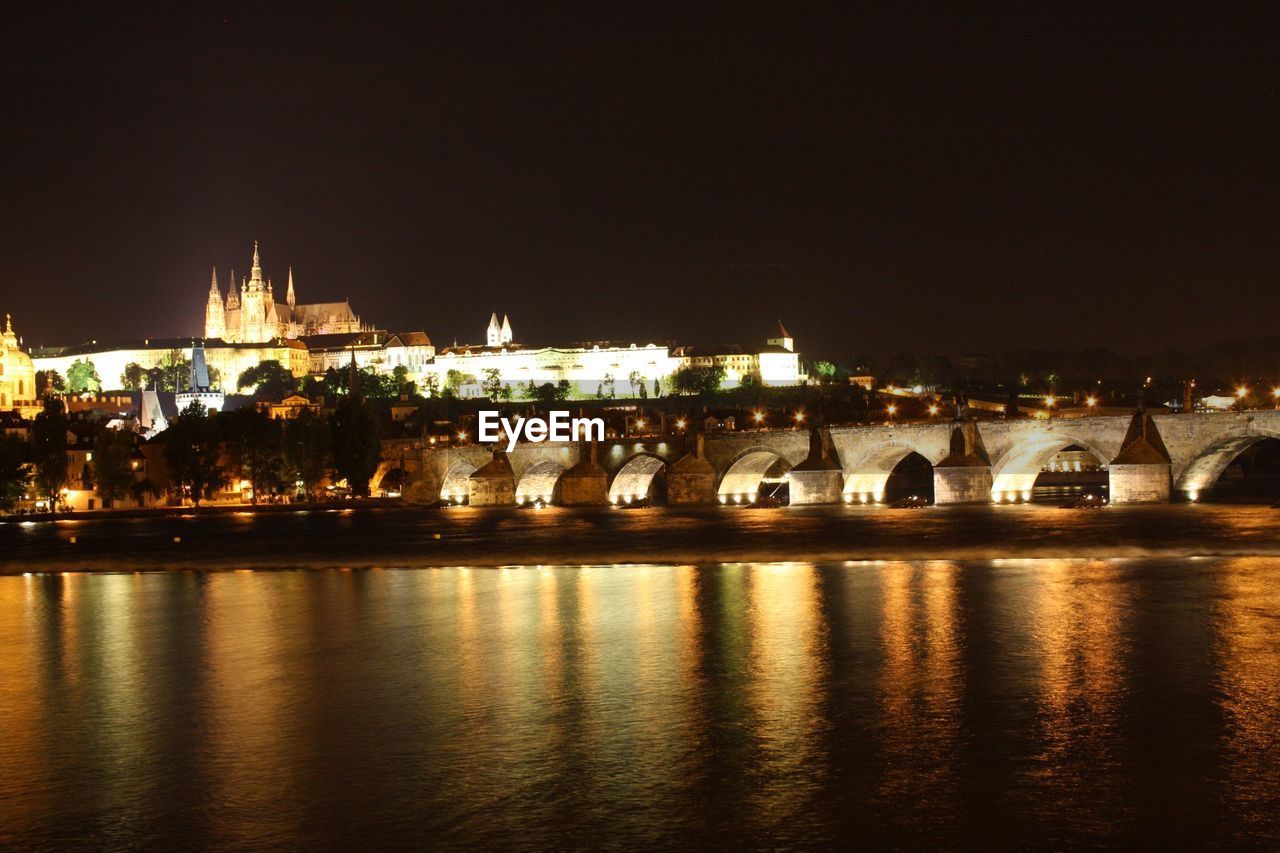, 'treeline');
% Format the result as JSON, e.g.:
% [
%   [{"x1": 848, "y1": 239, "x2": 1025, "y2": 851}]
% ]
[{"x1": 162, "y1": 398, "x2": 381, "y2": 504}]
